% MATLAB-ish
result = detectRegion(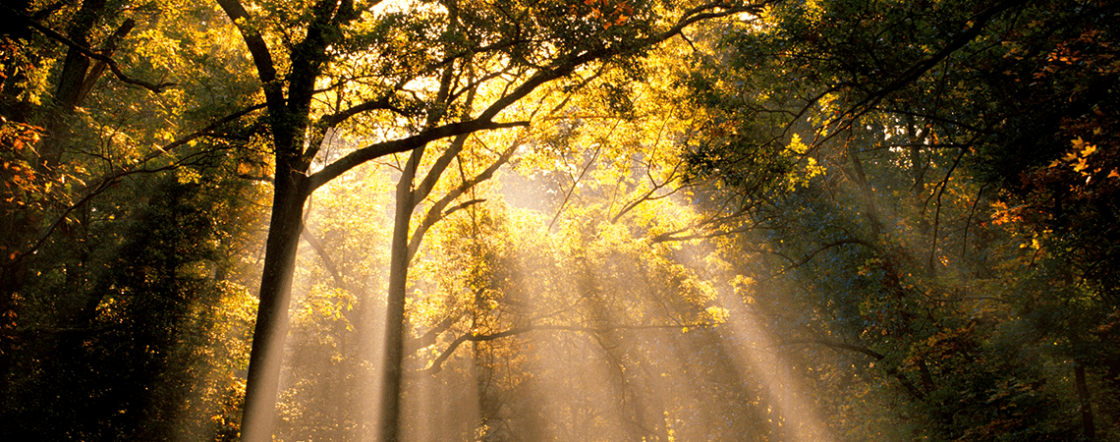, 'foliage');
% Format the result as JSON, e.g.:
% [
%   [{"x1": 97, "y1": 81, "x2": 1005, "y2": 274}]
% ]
[
  {"x1": 682, "y1": 0, "x2": 1120, "y2": 440},
  {"x1": 5, "y1": 0, "x2": 1118, "y2": 441},
  {"x1": 1, "y1": 1, "x2": 267, "y2": 440}
]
